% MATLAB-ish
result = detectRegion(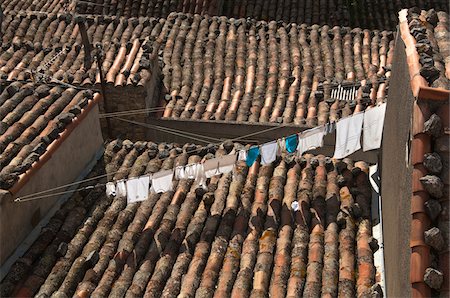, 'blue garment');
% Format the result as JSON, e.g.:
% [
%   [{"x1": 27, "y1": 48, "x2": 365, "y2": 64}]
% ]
[
  {"x1": 246, "y1": 146, "x2": 260, "y2": 167},
  {"x1": 285, "y1": 134, "x2": 299, "y2": 153}
]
